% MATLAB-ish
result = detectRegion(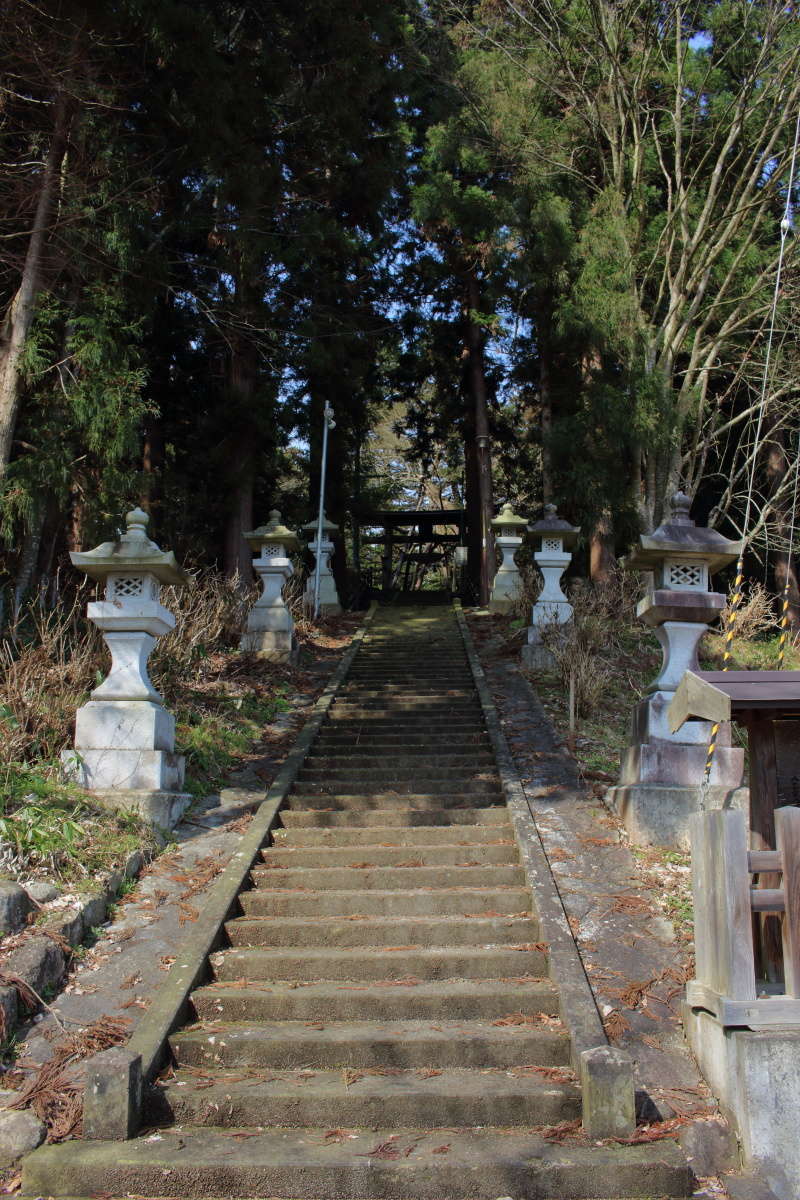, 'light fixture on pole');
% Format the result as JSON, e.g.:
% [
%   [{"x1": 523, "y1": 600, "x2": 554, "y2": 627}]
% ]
[{"x1": 313, "y1": 402, "x2": 335, "y2": 620}]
